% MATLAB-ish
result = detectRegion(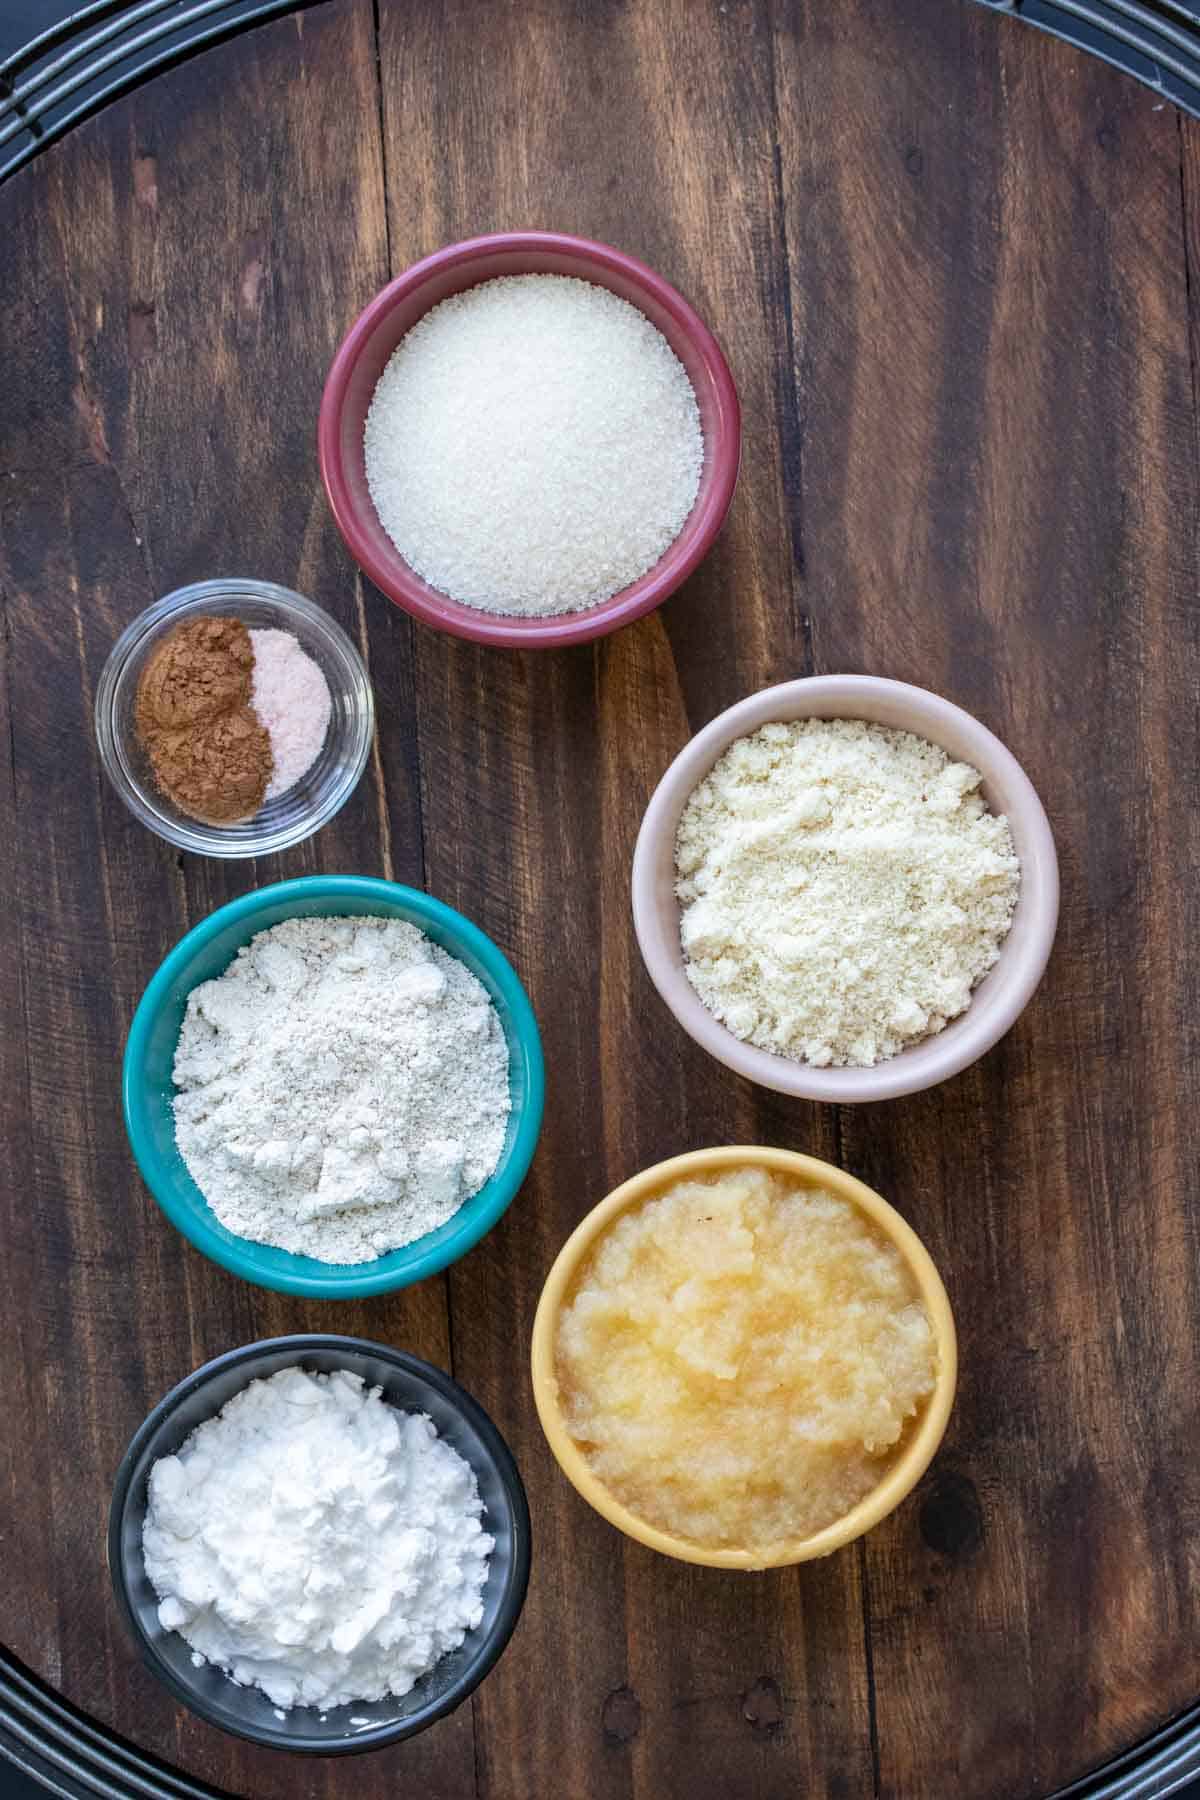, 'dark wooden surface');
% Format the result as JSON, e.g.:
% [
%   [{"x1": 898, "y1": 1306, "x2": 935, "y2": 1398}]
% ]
[{"x1": 2, "y1": 2, "x2": 1199, "y2": 1796}]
